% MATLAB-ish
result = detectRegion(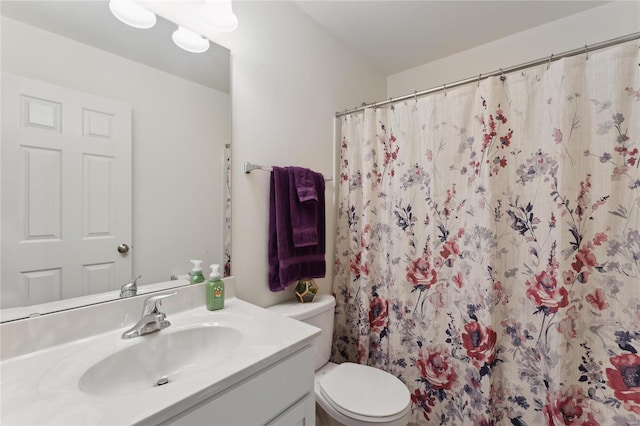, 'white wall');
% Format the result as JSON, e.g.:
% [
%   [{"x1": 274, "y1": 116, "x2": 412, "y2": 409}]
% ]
[
  {"x1": 387, "y1": 1, "x2": 640, "y2": 97},
  {"x1": 210, "y1": 1, "x2": 387, "y2": 307},
  {"x1": 1, "y1": 17, "x2": 230, "y2": 287}
]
